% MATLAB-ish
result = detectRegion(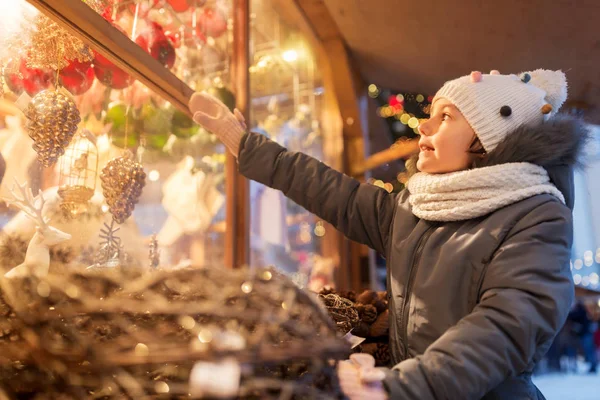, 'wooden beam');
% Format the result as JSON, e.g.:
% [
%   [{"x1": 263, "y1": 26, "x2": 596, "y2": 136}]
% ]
[
  {"x1": 225, "y1": 0, "x2": 250, "y2": 269},
  {"x1": 25, "y1": 0, "x2": 193, "y2": 117},
  {"x1": 351, "y1": 139, "x2": 419, "y2": 177}
]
